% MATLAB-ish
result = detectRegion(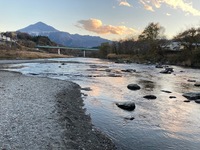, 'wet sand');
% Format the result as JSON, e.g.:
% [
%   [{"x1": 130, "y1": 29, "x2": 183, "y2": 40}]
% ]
[{"x1": 0, "y1": 71, "x2": 115, "y2": 150}]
